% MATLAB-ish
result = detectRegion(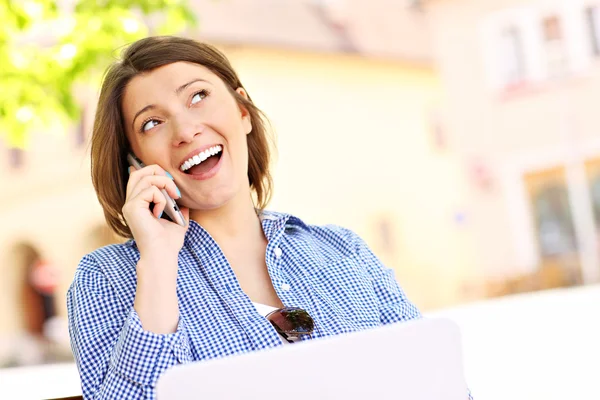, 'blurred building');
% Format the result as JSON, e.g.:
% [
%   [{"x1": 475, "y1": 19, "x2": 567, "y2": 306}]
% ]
[
  {"x1": 191, "y1": 0, "x2": 470, "y2": 309},
  {"x1": 0, "y1": 0, "x2": 471, "y2": 366},
  {"x1": 423, "y1": 0, "x2": 600, "y2": 294}
]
